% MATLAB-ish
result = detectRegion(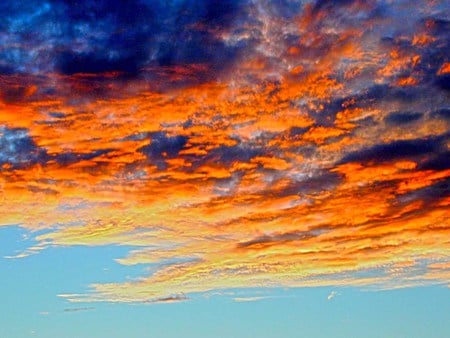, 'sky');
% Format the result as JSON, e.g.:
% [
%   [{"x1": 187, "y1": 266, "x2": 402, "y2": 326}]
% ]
[{"x1": 0, "y1": 0, "x2": 449, "y2": 337}]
